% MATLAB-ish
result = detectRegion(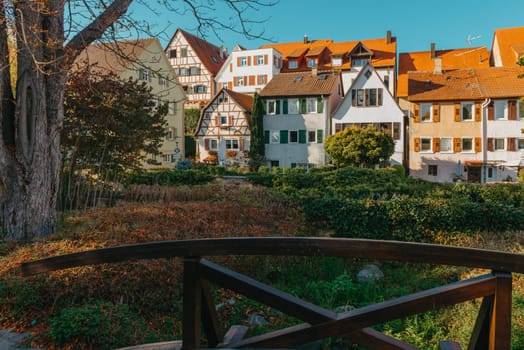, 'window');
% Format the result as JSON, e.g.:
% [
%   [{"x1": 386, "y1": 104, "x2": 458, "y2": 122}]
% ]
[
  {"x1": 267, "y1": 100, "x2": 277, "y2": 115},
  {"x1": 179, "y1": 67, "x2": 188, "y2": 76},
  {"x1": 289, "y1": 130, "x2": 298, "y2": 143},
  {"x1": 428, "y1": 165, "x2": 438, "y2": 176},
  {"x1": 288, "y1": 60, "x2": 298, "y2": 69},
  {"x1": 194, "y1": 85, "x2": 206, "y2": 93},
  {"x1": 235, "y1": 76, "x2": 244, "y2": 86},
  {"x1": 307, "y1": 58, "x2": 317, "y2": 68},
  {"x1": 181, "y1": 47, "x2": 188, "y2": 57},
  {"x1": 169, "y1": 101, "x2": 177, "y2": 114},
  {"x1": 189, "y1": 67, "x2": 200, "y2": 75},
  {"x1": 352, "y1": 58, "x2": 368, "y2": 67},
  {"x1": 461, "y1": 102, "x2": 474, "y2": 121},
  {"x1": 520, "y1": 100, "x2": 524, "y2": 119},
  {"x1": 163, "y1": 154, "x2": 171, "y2": 162},
  {"x1": 518, "y1": 138, "x2": 524, "y2": 150},
  {"x1": 169, "y1": 49, "x2": 177, "y2": 58},
  {"x1": 288, "y1": 98, "x2": 299, "y2": 114},
  {"x1": 440, "y1": 137, "x2": 452, "y2": 152},
  {"x1": 306, "y1": 98, "x2": 317, "y2": 113},
  {"x1": 220, "y1": 115, "x2": 228, "y2": 126},
  {"x1": 383, "y1": 75, "x2": 390, "y2": 89},
  {"x1": 494, "y1": 138, "x2": 505, "y2": 150},
  {"x1": 332, "y1": 57, "x2": 342, "y2": 67},
  {"x1": 210, "y1": 139, "x2": 218, "y2": 150},
  {"x1": 462, "y1": 138, "x2": 473, "y2": 152},
  {"x1": 420, "y1": 103, "x2": 432, "y2": 122},
  {"x1": 270, "y1": 130, "x2": 280, "y2": 144},
  {"x1": 158, "y1": 75, "x2": 169, "y2": 87},
  {"x1": 239, "y1": 57, "x2": 247, "y2": 66},
  {"x1": 256, "y1": 55, "x2": 265, "y2": 65},
  {"x1": 166, "y1": 127, "x2": 177, "y2": 140},
  {"x1": 420, "y1": 138, "x2": 432, "y2": 152},
  {"x1": 351, "y1": 88, "x2": 383, "y2": 107},
  {"x1": 225, "y1": 139, "x2": 239, "y2": 150},
  {"x1": 139, "y1": 68, "x2": 150, "y2": 81},
  {"x1": 307, "y1": 130, "x2": 316, "y2": 143},
  {"x1": 495, "y1": 101, "x2": 507, "y2": 119},
  {"x1": 258, "y1": 75, "x2": 266, "y2": 85}
]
